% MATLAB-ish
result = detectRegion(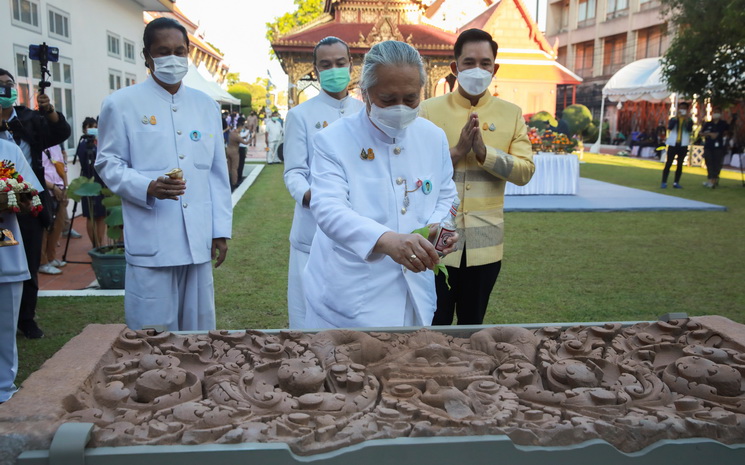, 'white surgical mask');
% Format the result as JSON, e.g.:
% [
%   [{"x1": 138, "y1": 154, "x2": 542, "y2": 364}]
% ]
[
  {"x1": 368, "y1": 103, "x2": 419, "y2": 140},
  {"x1": 456, "y1": 67, "x2": 493, "y2": 96},
  {"x1": 678, "y1": 109, "x2": 687, "y2": 116},
  {"x1": 712, "y1": 113, "x2": 721, "y2": 119},
  {"x1": 152, "y1": 55, "x2": 188, "y2": 85}
]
